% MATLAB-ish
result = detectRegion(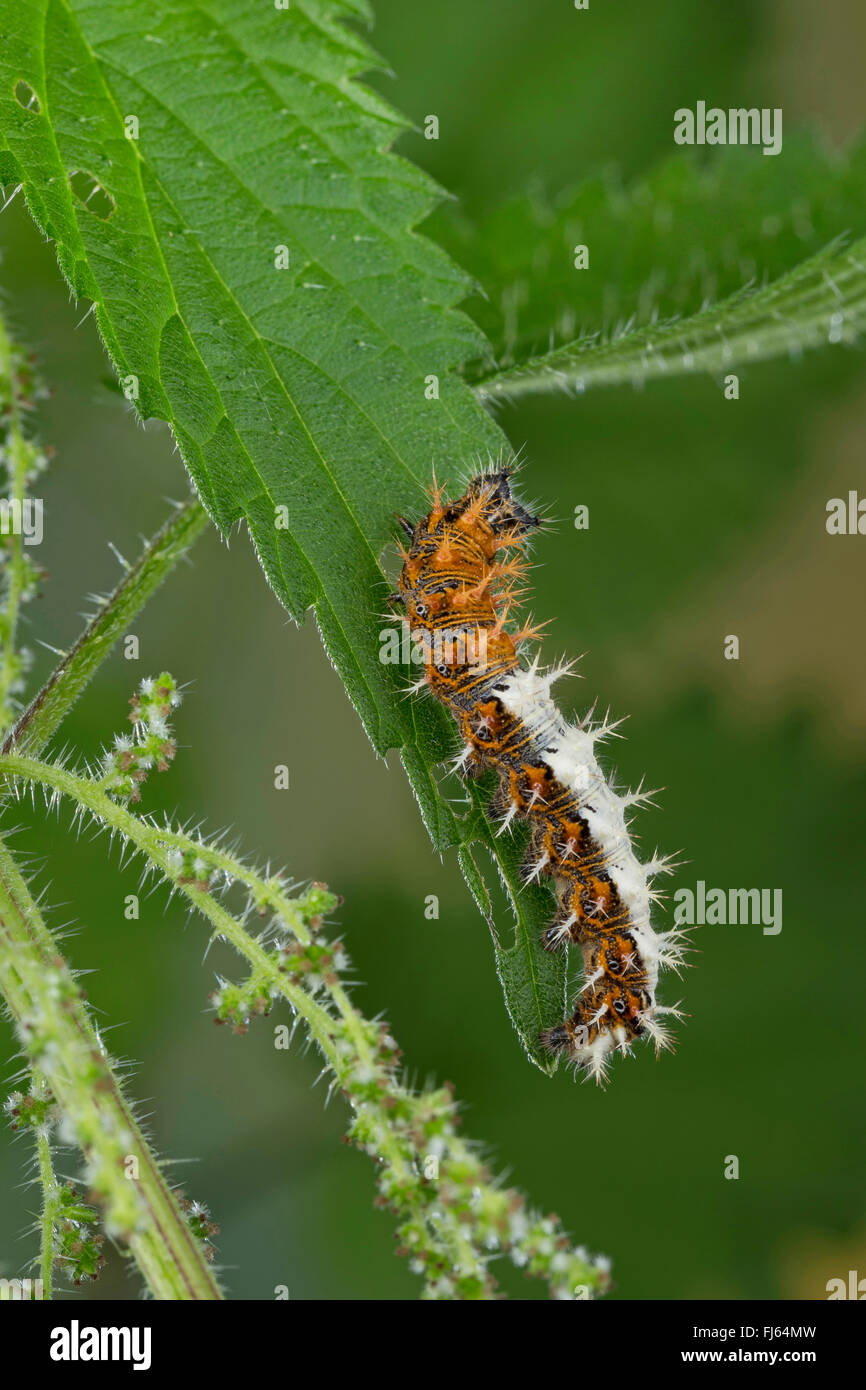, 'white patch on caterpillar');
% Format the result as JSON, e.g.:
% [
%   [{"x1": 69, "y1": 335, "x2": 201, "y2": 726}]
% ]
[{"x1": 495, "y1": 664, "x2": 662, "y2": 992}]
